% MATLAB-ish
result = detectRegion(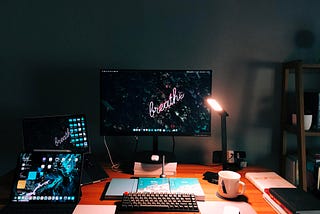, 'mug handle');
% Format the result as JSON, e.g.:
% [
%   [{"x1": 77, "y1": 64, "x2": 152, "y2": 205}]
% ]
[{"x1": 238, "y1": 181, "x2": 246, "y2": 195}]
